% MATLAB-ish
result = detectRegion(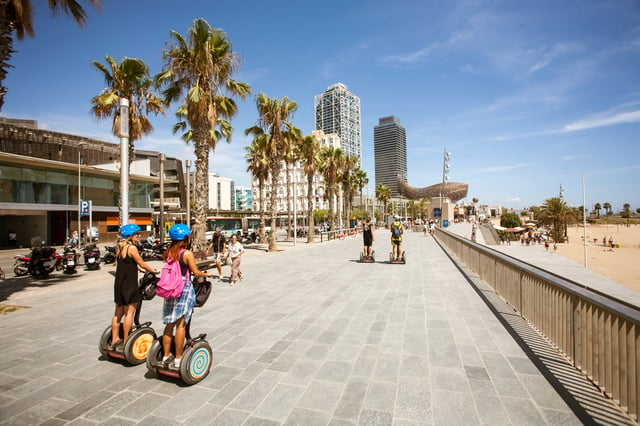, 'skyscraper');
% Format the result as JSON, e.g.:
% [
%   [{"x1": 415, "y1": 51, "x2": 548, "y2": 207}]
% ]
[
  {"x1": 374, "y1": 116, "x2": 407, "y2": 197},
  {"x1": 314, "y1": 83, "x2": 362, "y2": 168}
]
